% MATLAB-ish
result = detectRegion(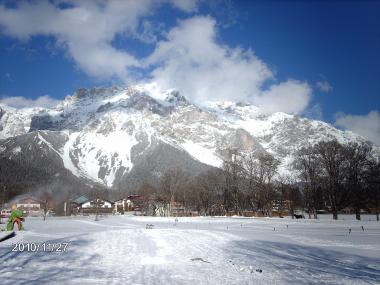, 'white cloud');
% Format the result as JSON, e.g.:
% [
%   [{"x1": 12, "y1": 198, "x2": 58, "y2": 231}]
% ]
[
  {"x1": 0, "y1": 0, "x2": 199, "y2": 80},
  {"x1": 0, "y1": 3, "x2": 312, "y2": 114},
  {"x1": 0, "y1": 95, "x2": 60, "y2": 108},
  {"x1": 254, "y1": 80, "x2": 312, "y2": 114},
  {"x1": 146, "y1": 16, "x2": 312, "y2": 113},
  {"x1": 335, "y1": 111, "x2": 380, "y2": 145},
  {"x1": 316, "y1": 80, "x2": 332, "y2": 92}
]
